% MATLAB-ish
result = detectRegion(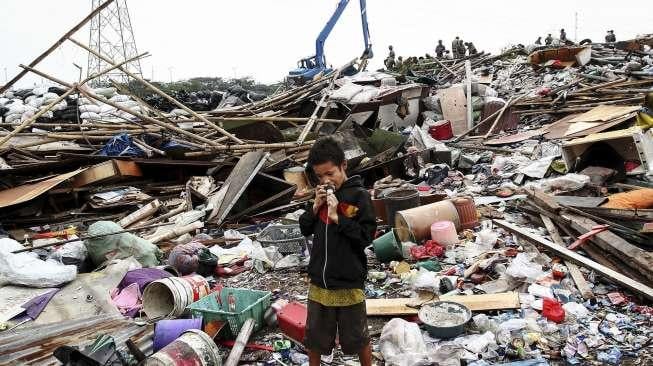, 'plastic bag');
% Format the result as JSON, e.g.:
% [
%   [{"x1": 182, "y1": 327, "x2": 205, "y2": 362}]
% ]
[
  {"x1": 48, "y1": 238, "x2": 87, "y2": 263},
  {"x1": 79, "y1": 104, "x2": 101, "y2": 114},
  {"x1": 85, "y1": 221, "x2": 161, "y2": 267},
  {"x1": 458, "y1": 331, "x2": 497, "y2": 354},
  {"x1": 411, "y1": 267, "x2": 439, "y2": 292},
  {"x1": 80, "y1": 111, "x2": 101, "y2": 120},
  {"x1": 379, "y1": 318, "x2": 429, "y2": 366},
  {"x1": 506, "y1": 253, "x2": 545, "y2": 283},
  {"x1": 525, "y1": 173, "x2": 589, "y2": 194},
  {"x1": 0, "y1": 237, "x2": 77, "y2": 287}
]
